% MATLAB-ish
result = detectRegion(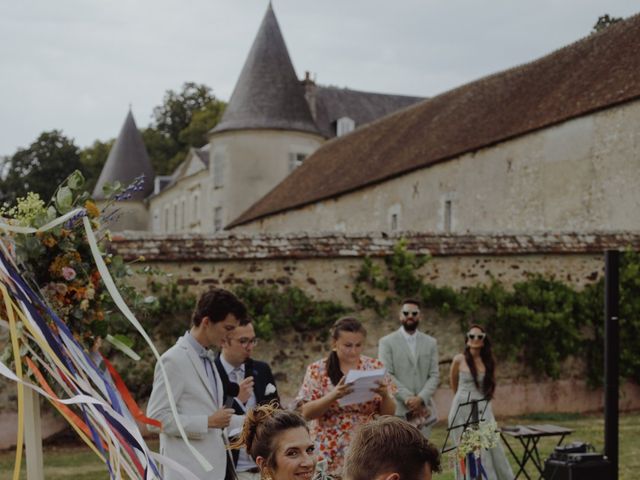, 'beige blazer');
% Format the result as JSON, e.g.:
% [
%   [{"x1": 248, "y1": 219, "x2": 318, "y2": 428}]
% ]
[
  {"x1": 378, "y1": 329, "x2": 439, "y2": 419},
  {"x1": 147, "y1": 334, "x2": 244, "y2": 480}
]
